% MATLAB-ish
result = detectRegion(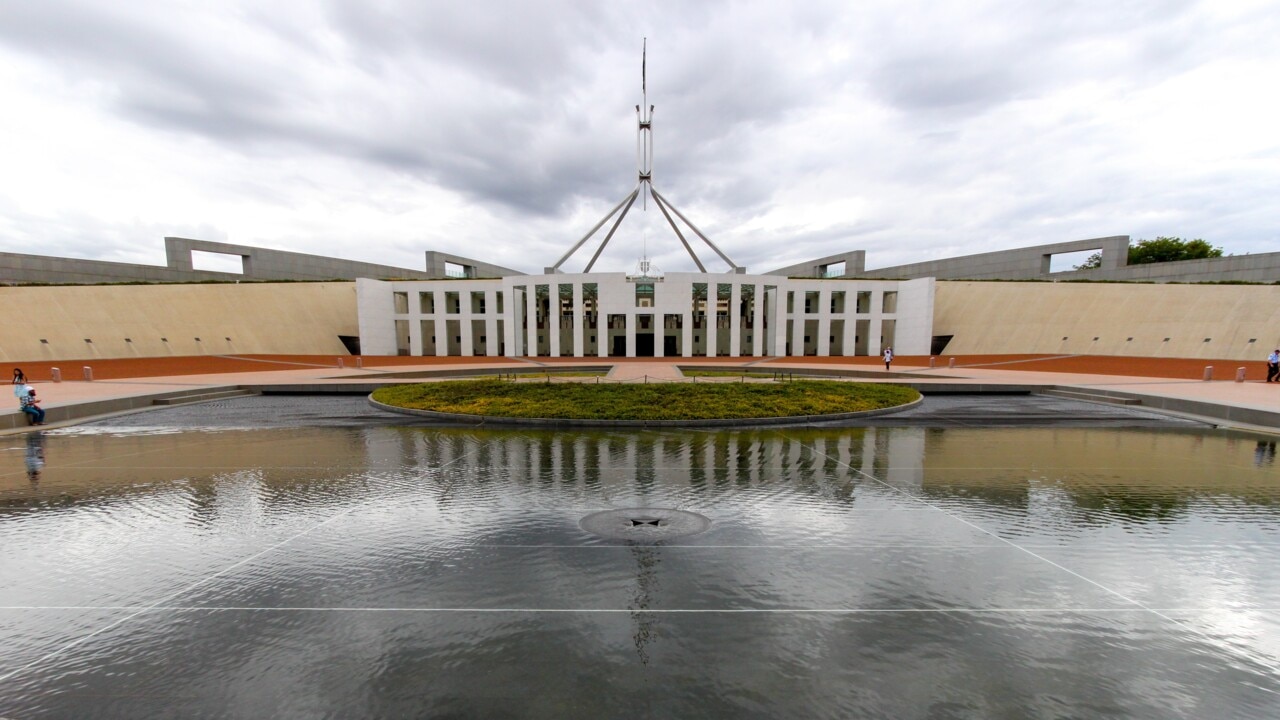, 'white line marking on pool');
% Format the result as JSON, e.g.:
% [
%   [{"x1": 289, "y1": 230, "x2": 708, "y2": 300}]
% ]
[{"x1": 0, "y1": 606, "x2": 1260, "y2": 614}]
